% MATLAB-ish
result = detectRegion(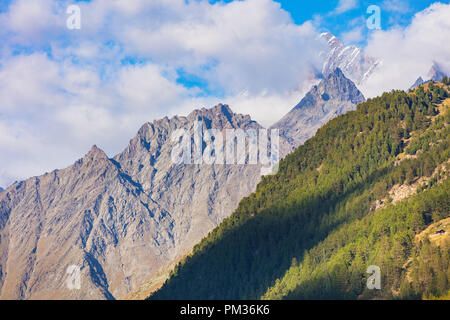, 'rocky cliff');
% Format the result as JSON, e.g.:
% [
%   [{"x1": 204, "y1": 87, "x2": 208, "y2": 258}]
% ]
[{"x1": 0, "y1": 105, "x2": 265, "y2": 300}]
